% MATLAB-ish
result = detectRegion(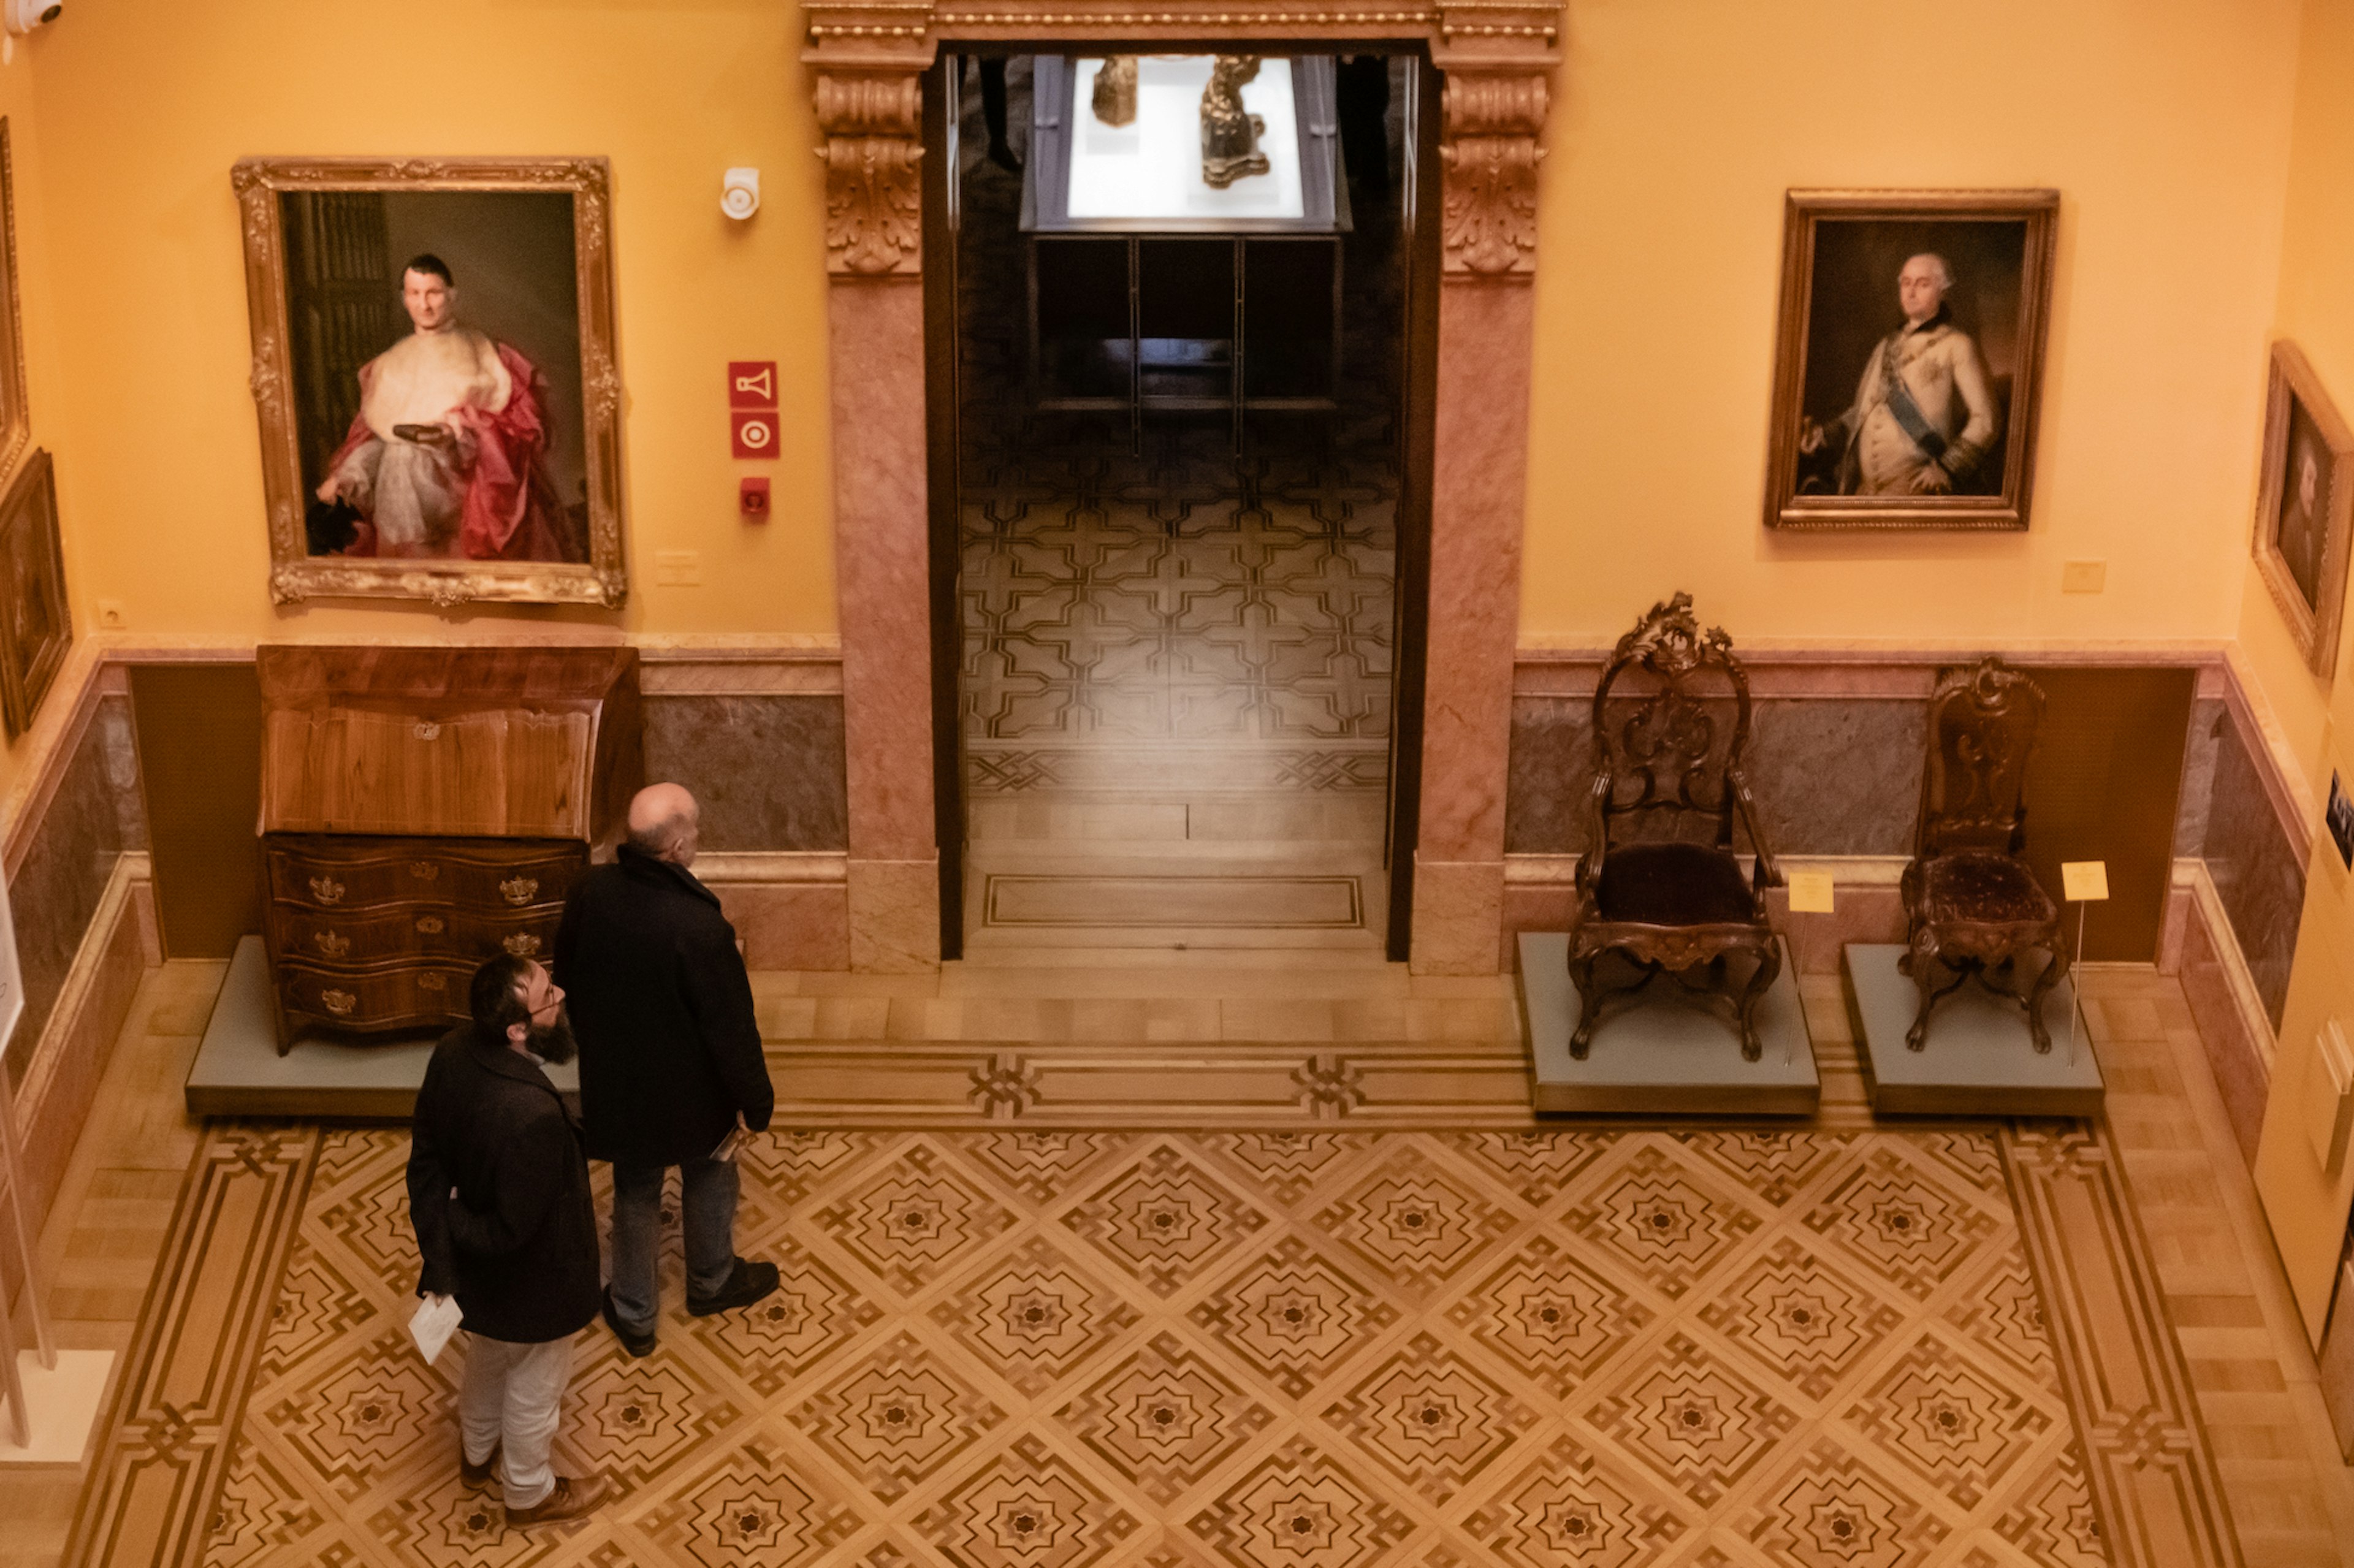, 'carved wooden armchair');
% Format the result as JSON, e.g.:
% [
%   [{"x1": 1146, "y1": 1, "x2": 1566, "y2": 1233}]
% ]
[
  {"x1": 1899, "y1": 657, "x2": 2066, "y2": 1052},
  {"x1": 1567, "y1": 594, "x2": 1784, "y2": 1060}
]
